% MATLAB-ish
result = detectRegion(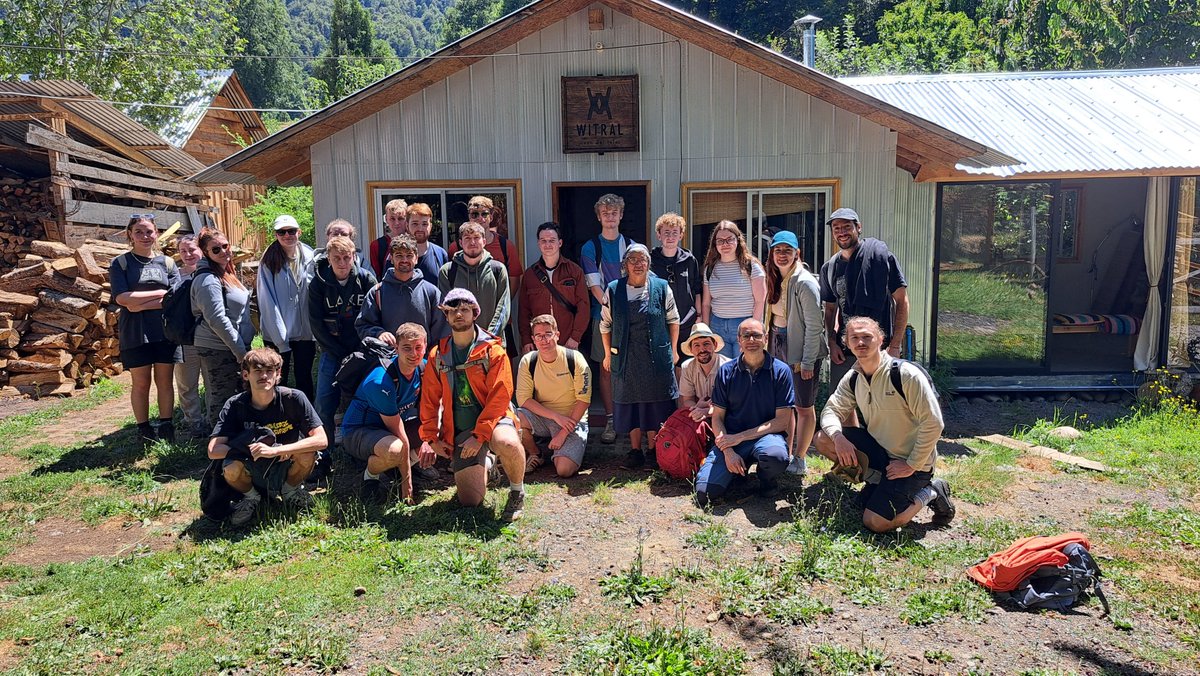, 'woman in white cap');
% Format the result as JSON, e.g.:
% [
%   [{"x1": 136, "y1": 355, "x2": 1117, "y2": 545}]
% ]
[
  {"x1": 700, "y1": 220, "x2": 766, "y2": 359},
  {"x1": 258, "y1": 214, "x2": 316, "y2": 400},
  {"x1": 764, "y1": 230, "x2": 827, "y2": 475},
  {"x1": 600, "y1": 244, "x2": 680, "y2": 469}
]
